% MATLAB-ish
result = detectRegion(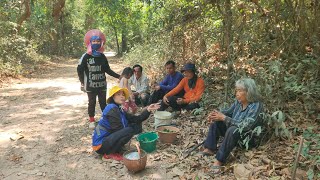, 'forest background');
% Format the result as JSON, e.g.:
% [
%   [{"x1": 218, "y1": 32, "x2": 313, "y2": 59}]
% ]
[{"x1": 0, "y1": 0, "x2": 319, "y2": 179}]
